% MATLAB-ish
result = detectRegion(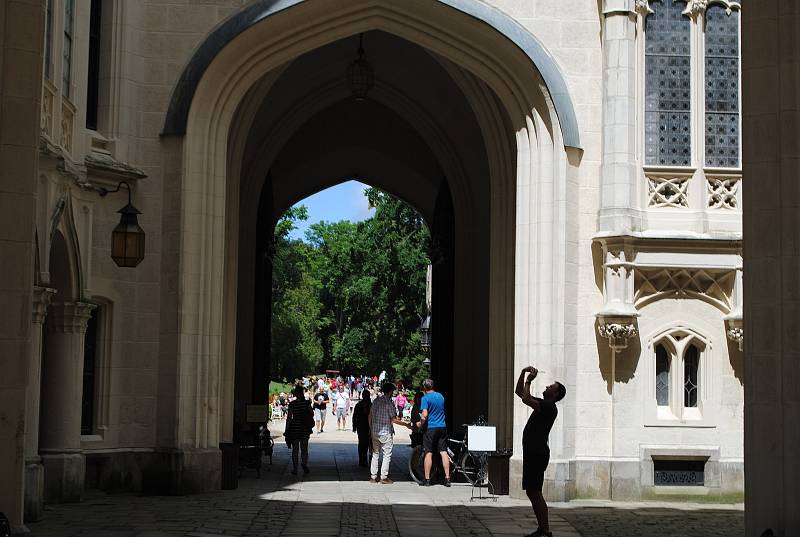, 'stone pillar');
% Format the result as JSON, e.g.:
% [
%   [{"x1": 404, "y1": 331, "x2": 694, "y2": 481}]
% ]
[
  {"x1": 24, "y1": 287, "x2": 55, "y2": 521},
  {"x1": 39, "y1": 302, "x2": 95, "y2": 503},
  {"x1": 743, "y1": 4, "x2": 800, "y2": 536},
  {"x1": 0, "y1": 0, "x2": 45, "y2": 531},
  {"x1": 599, "y1": 0, "x2": 641, "y2": 233}
]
